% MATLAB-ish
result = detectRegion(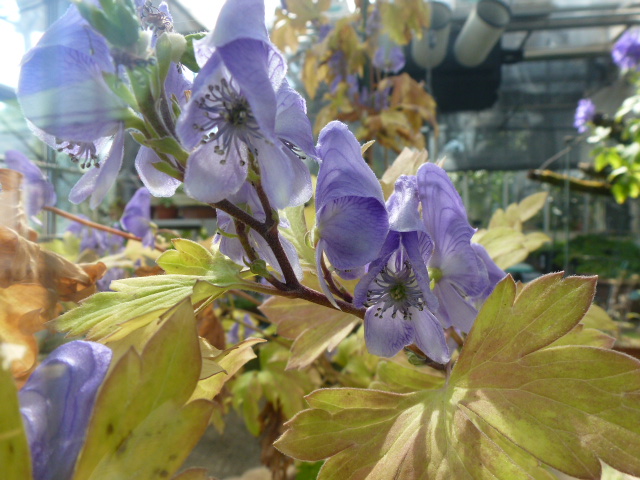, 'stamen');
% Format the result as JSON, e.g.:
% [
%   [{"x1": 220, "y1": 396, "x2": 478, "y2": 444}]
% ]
[
  {"x1": 56, "y1": 139, "x2": 100, "y2": 169},
  {"x1": 194, "y1": 78, "x2": 263, "y2": 165},
  {"x1": 367, "y1": 257, "x2": 425, "y2": 320}
]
